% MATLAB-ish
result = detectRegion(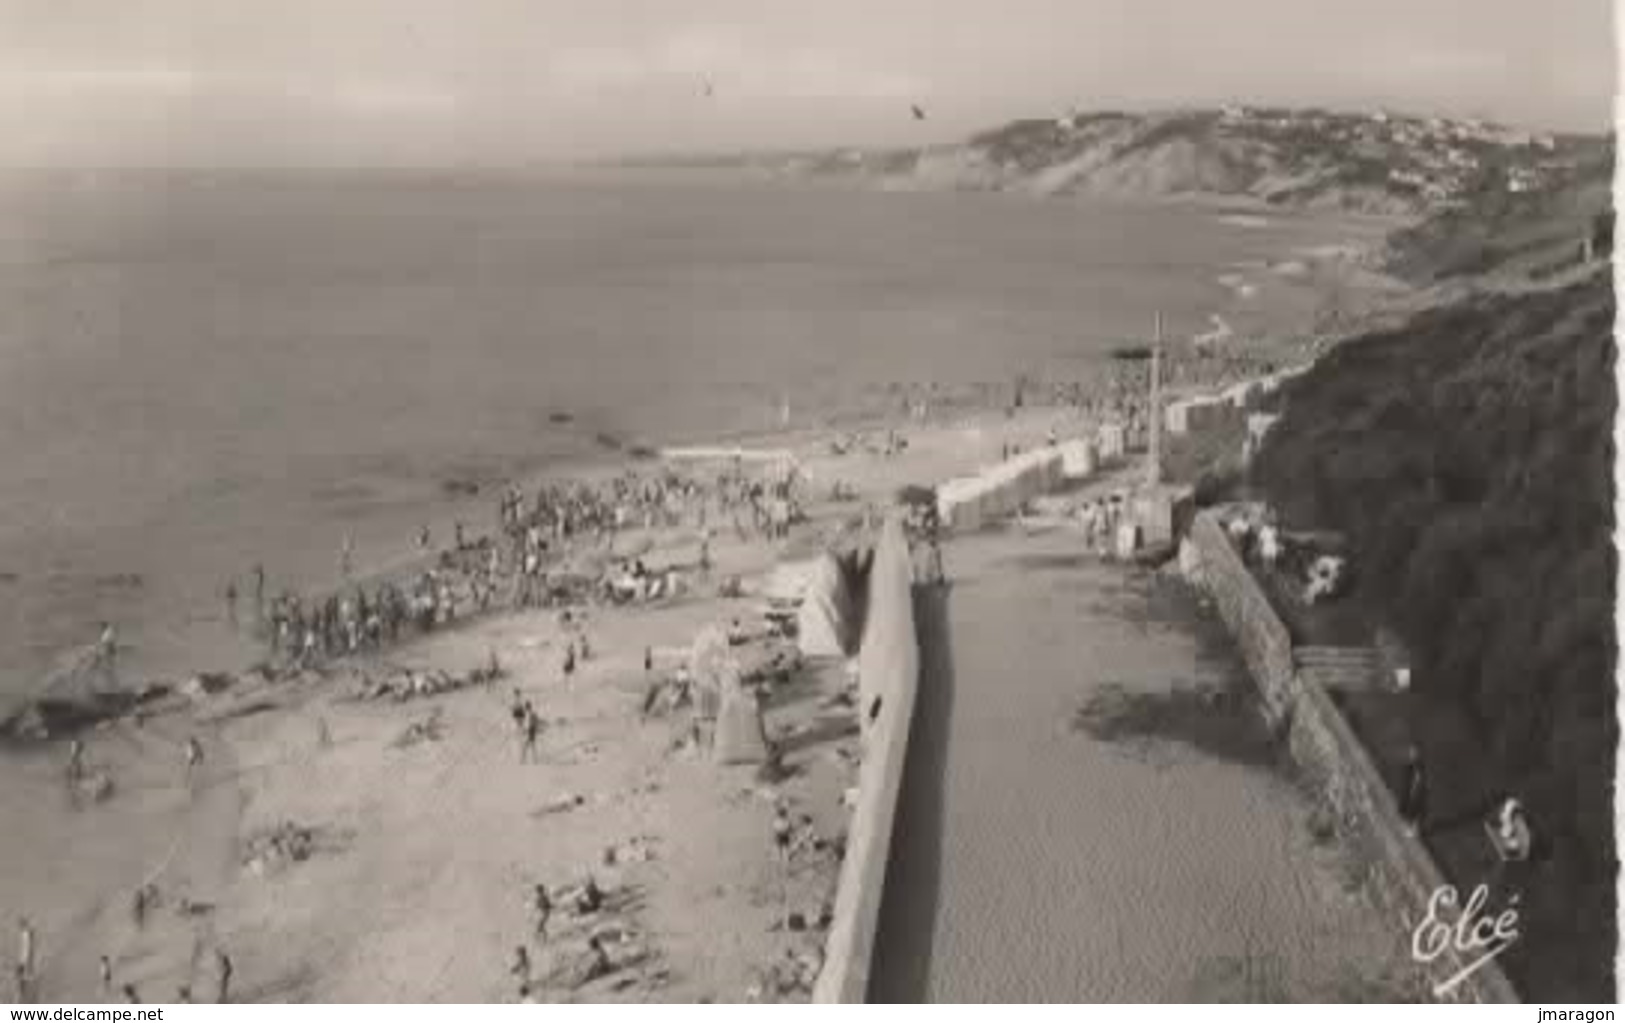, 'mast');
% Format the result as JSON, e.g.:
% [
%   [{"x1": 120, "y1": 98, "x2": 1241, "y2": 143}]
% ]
[{"x1": 1147, "y1": 312, "x2": 1164, "y2": 486}]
